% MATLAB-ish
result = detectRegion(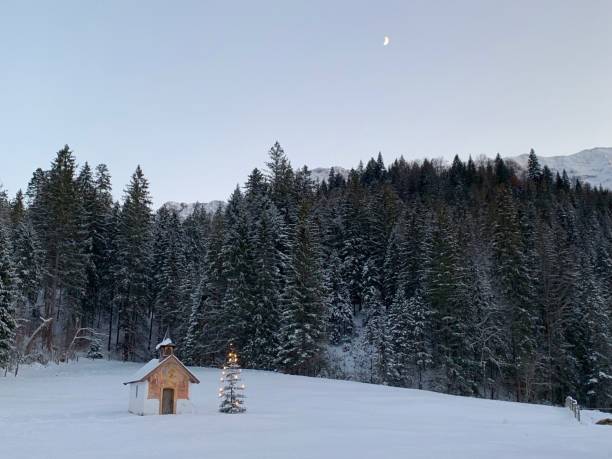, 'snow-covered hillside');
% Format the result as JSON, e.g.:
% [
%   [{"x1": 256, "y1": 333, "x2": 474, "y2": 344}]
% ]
[
  {"x1": 509, "y1": 147, "x2": 612, "y2": 190},
  {"x1": 1, "y1": 360, "x2": 610, "y2": 459},
  {"x1": 162, "y1": 200, "x2": 225, "y2": 219},
  {"x1": 310, "y1": 166, "x2": 350, "y2": 183}
]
